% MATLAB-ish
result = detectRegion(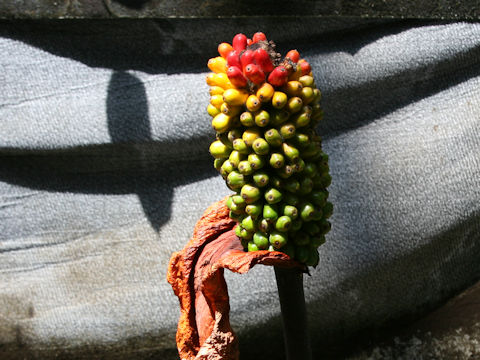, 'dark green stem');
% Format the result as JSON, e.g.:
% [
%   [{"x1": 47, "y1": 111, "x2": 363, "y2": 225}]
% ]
[{"x1": 274, "y1": 266, "x2": 312, "y2": 360}]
